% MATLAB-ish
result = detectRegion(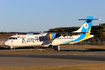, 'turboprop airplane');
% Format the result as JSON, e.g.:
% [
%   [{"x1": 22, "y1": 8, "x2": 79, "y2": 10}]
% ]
[{"x1": 4, "y1": 16, "x2": 100, "y2": 49}]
